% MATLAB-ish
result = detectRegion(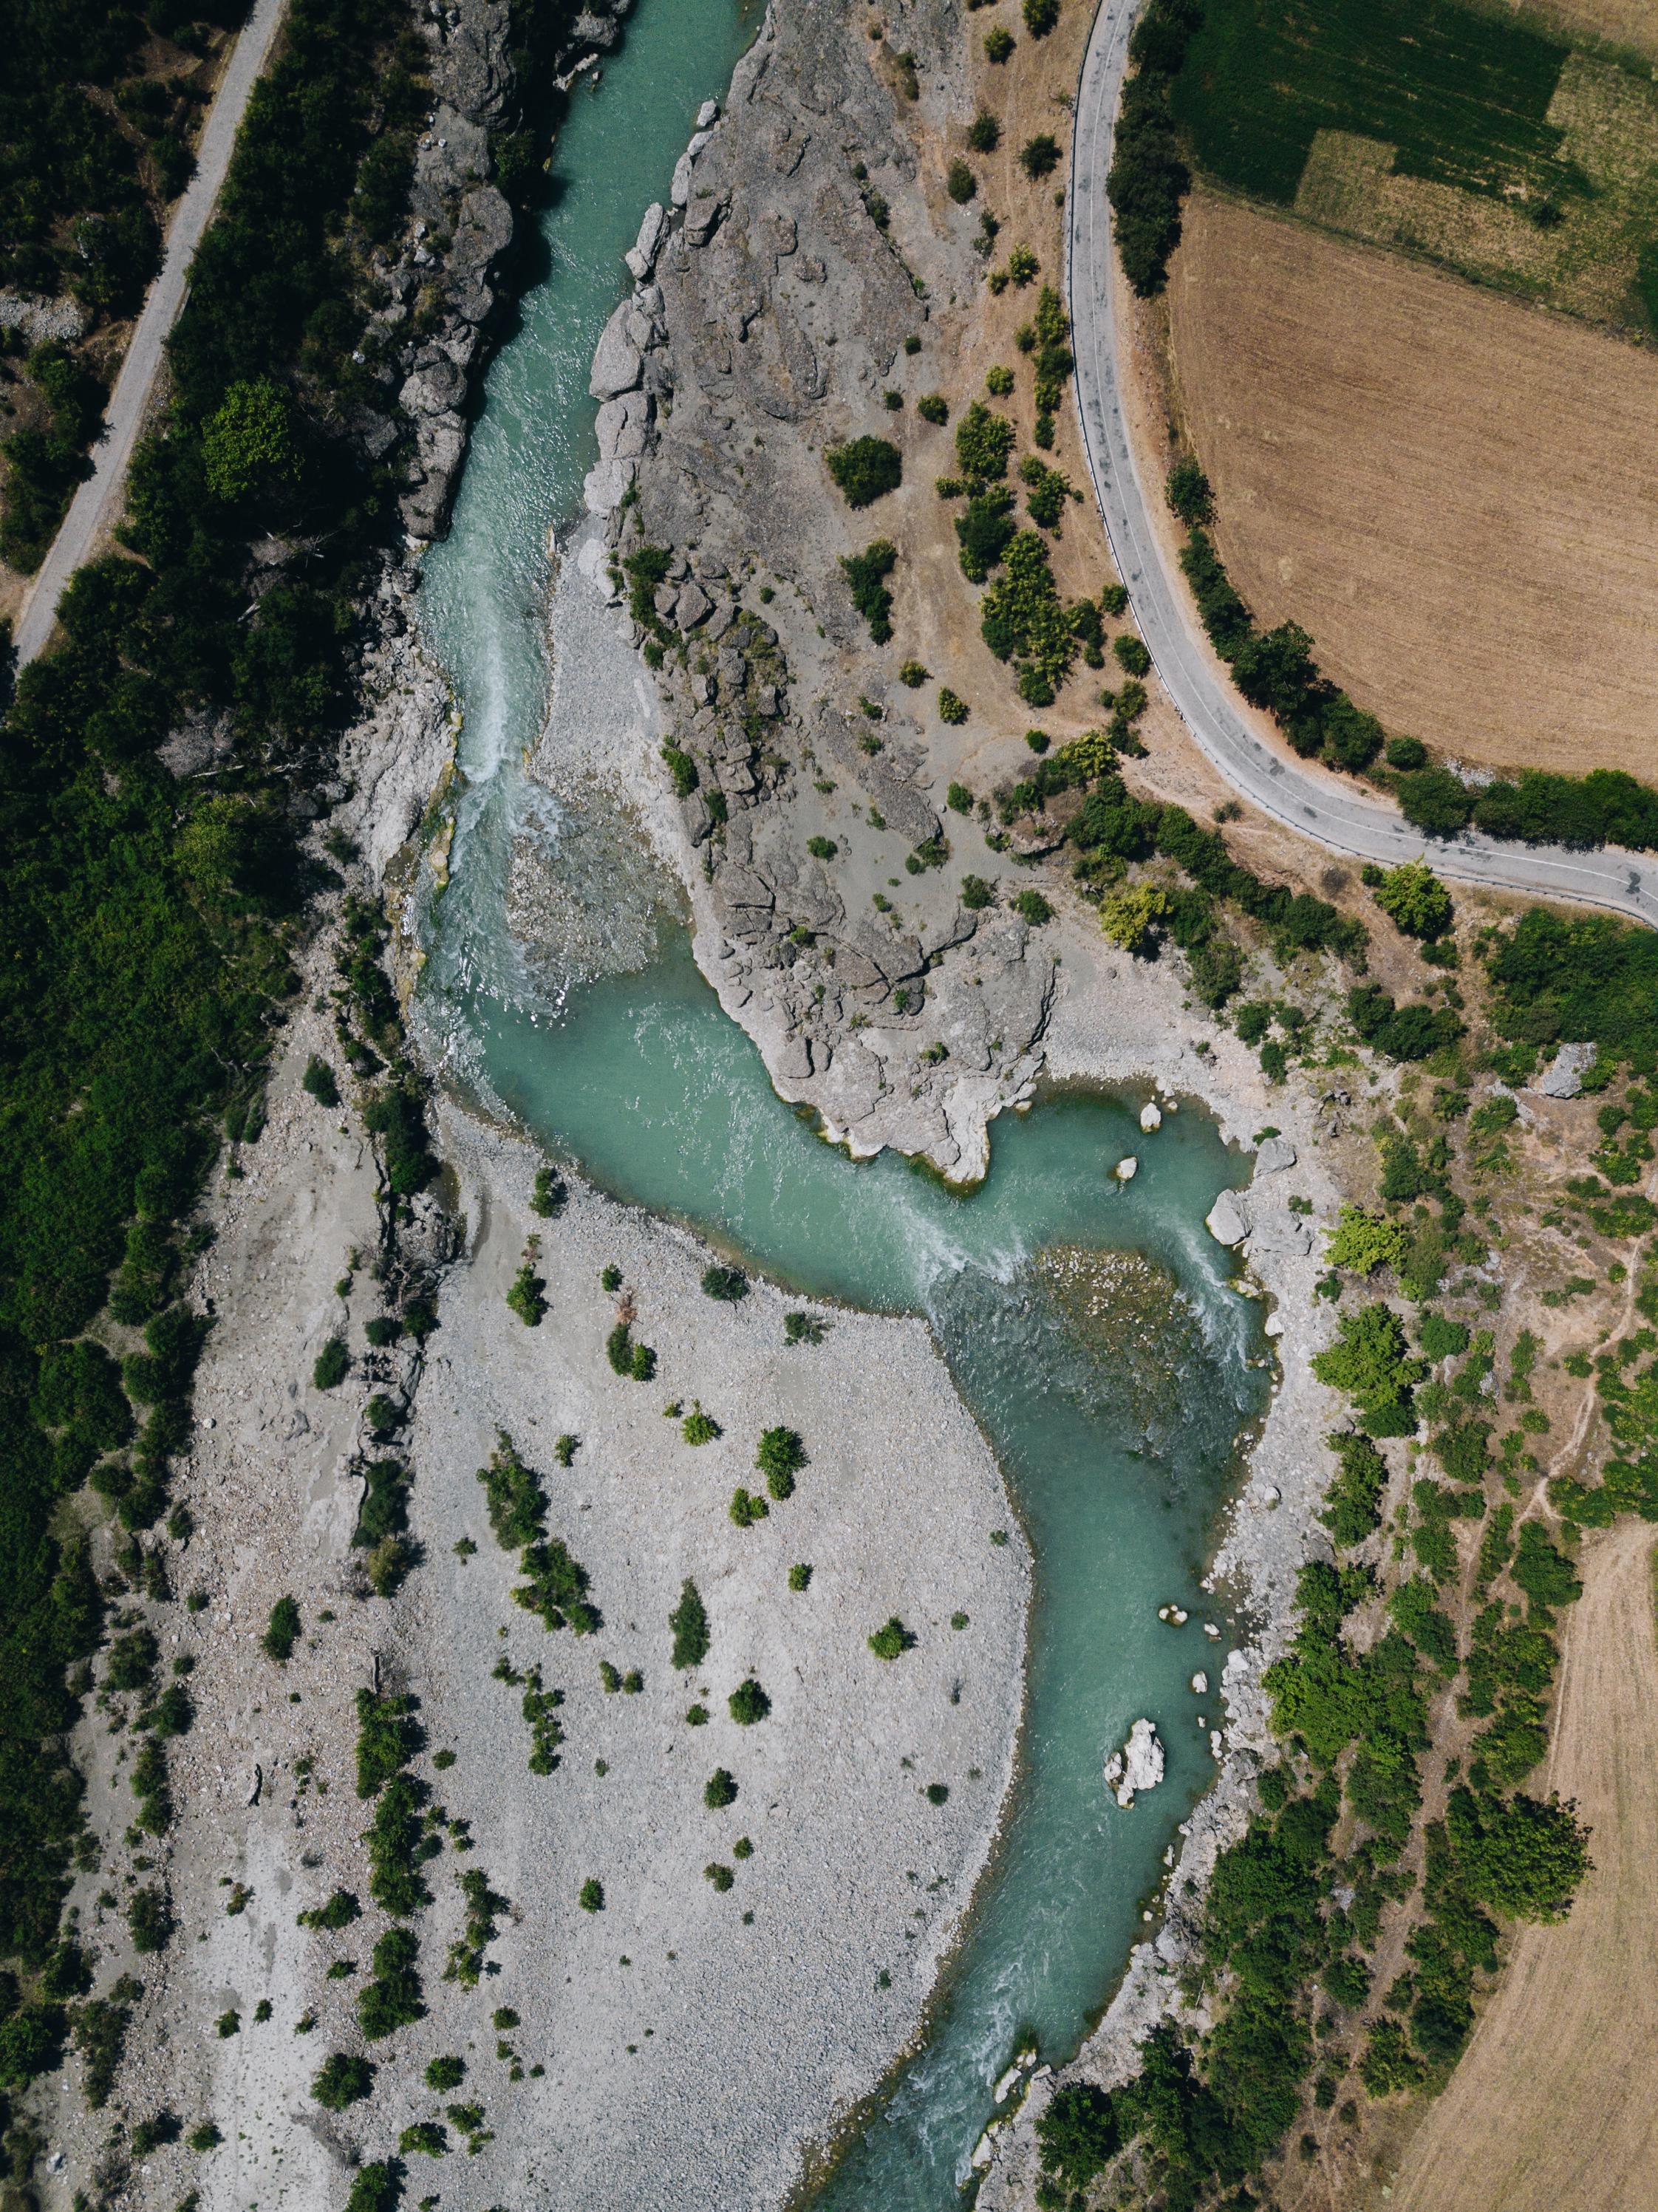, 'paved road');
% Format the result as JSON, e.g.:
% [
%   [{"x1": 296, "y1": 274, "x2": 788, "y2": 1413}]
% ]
[
  {"x1": 13, "y1": 0, "x2": 288, "y2": 666},
  {"x1": 1065, "y1": 0, "x2": 1658, "y2": 933}
]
